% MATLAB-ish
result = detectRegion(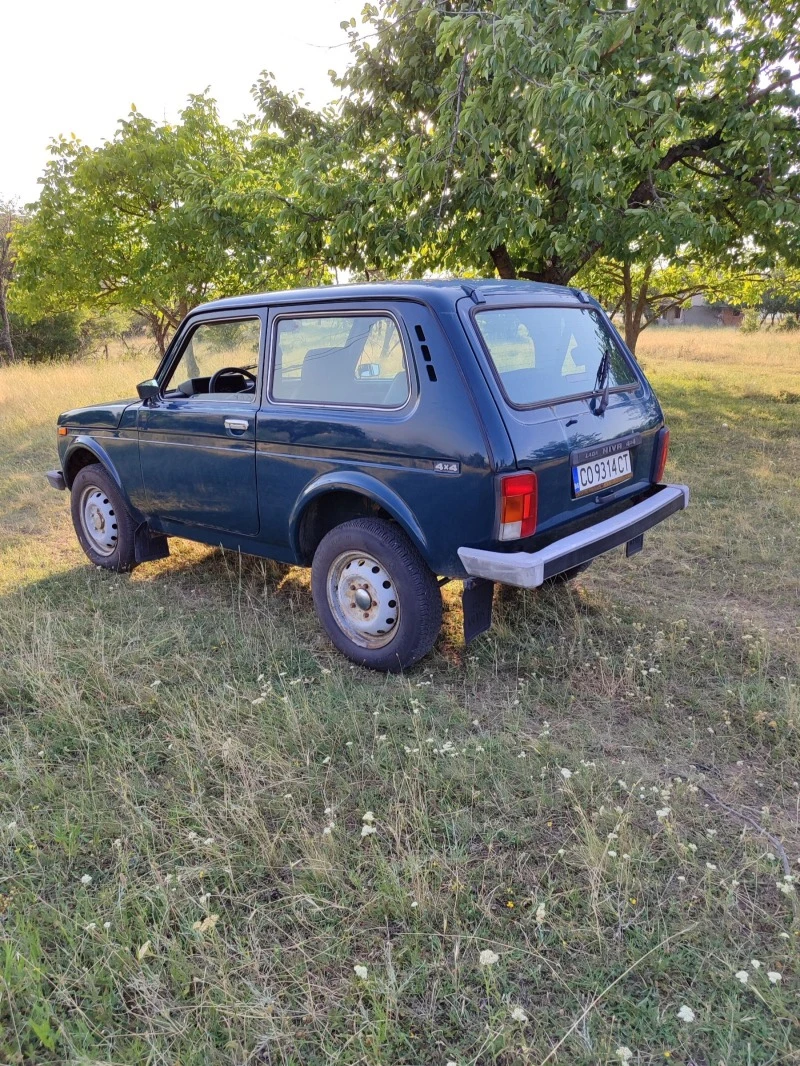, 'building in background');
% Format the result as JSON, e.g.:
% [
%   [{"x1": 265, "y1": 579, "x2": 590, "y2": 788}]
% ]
[{"x1": 658, "y1": 294, "x2": 743, "y2": 328}]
